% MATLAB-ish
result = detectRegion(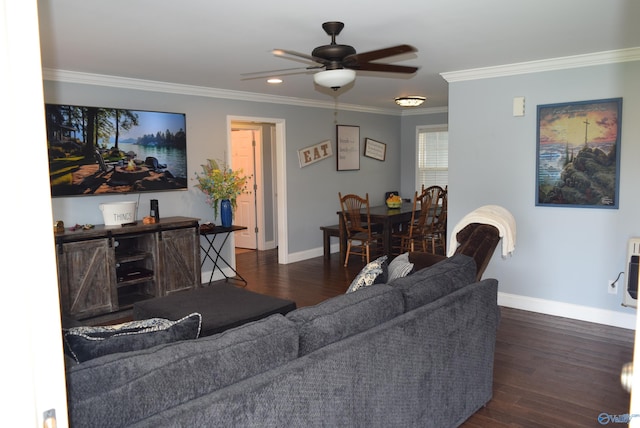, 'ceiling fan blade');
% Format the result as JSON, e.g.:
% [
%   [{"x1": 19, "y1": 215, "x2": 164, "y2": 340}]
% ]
[
  {"x1": 241, "y1": 67, "x2": 314, "y2": 77},
  {"x1": 273, "y1": 49, "x2": 327, "y2": 65},
  {"x1": 240, "y1": 69, "x2": 317, "y2": 81},
  {"x1": 345, "y1": 44, "x2": 417, "y2": 64},
  {"x1": 349, "y1": 63, "x2": 419, "y2": 74}
]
